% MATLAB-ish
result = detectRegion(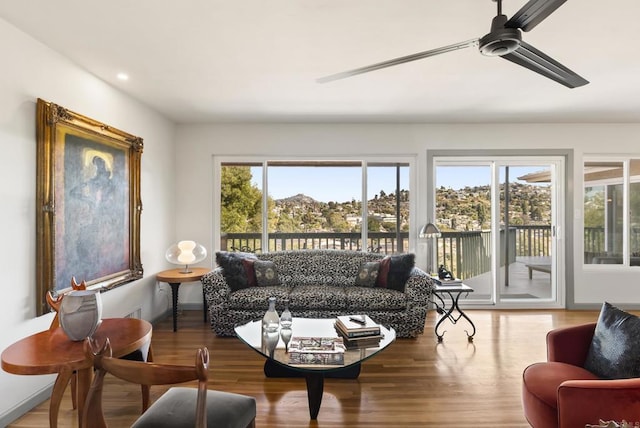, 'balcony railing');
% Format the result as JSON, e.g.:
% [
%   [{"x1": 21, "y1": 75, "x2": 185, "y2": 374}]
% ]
[
  {"x1": 221, "y1": 232, "x2": 408, "y2": 254},
  {"x1": 222, "y1": 225, "x2": 555, "y2": 279}
]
